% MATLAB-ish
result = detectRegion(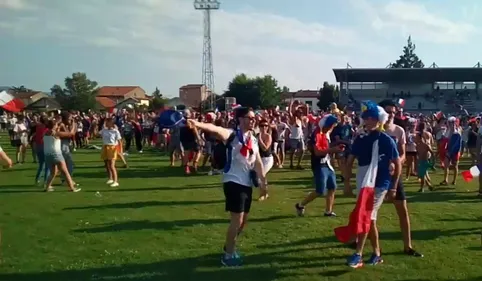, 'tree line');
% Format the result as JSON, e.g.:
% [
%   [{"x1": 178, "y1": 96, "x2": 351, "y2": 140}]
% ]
[{"x1": 10, "y1": 36, "x2": 423, "y2": 112}]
